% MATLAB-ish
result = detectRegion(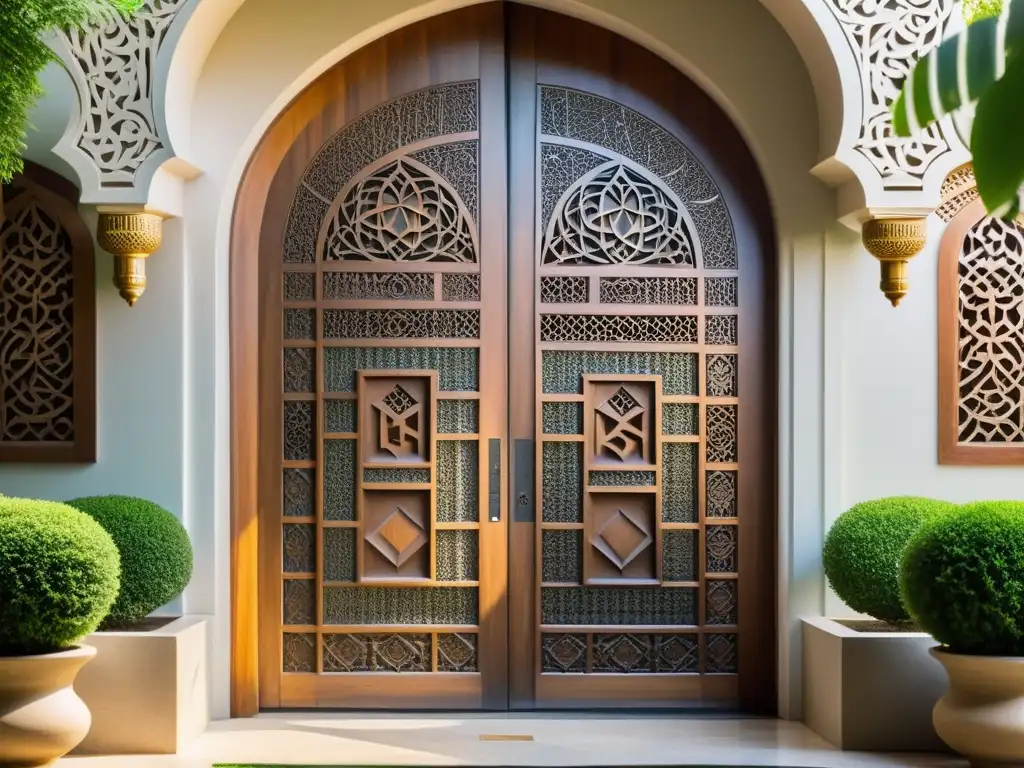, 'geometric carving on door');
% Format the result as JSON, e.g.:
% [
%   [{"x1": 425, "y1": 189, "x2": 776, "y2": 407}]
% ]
[
  {"x1": 378, "y1": 385, "x2": 421, "y2": 457},
  {"x1": 542, "y1": 163, "x2": 694, "y2": 266},
  {"x1": 588, "y1": 378, "x2": 656, "y2": 467},
  {"x1": 585, "y1": 492, "x2": 657, "y2": 585},
  {"x1": 358, "y1": 372, "x2": 435, "y2": 464},
  {"x1": 324, "y1": 158, "x2": 477, "y2": 263},
  {"x1": 362, "y1": 490, "x2": 431, "y2": 581}
]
